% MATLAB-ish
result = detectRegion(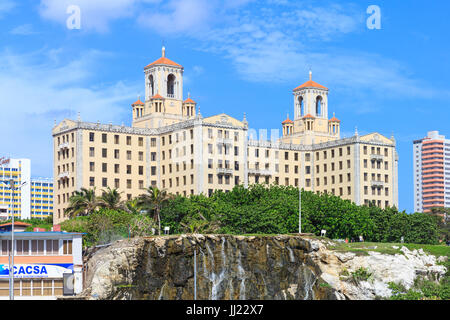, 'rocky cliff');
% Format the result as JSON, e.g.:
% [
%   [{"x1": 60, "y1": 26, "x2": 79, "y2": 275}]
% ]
[{"x1": 78, "y1": 234, "x2": 447, "y2": 300}]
